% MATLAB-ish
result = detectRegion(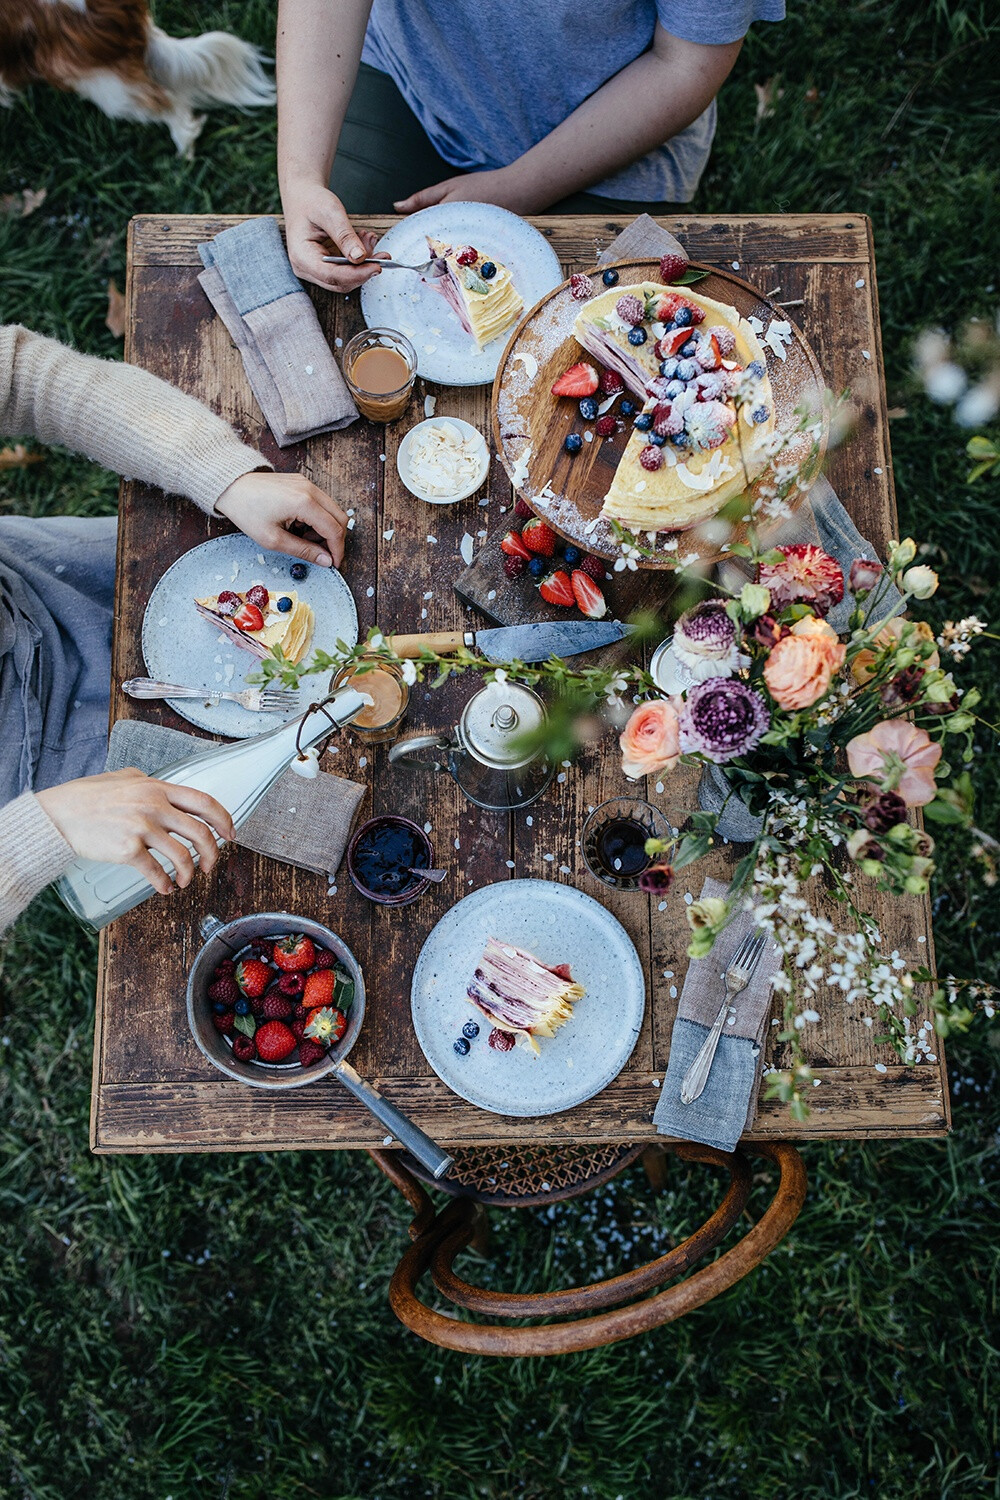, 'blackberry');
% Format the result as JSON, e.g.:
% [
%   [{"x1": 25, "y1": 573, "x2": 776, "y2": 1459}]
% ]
[{"x1": 601, "y1": 268, "x2": 620, "y2": 286}]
